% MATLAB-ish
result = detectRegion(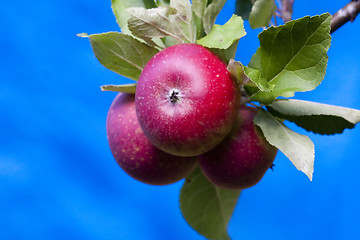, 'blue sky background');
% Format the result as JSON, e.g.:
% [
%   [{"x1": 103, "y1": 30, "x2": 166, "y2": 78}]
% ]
[{"x1": 1, "y1": 0, "x2": 360, "y2": 239}]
